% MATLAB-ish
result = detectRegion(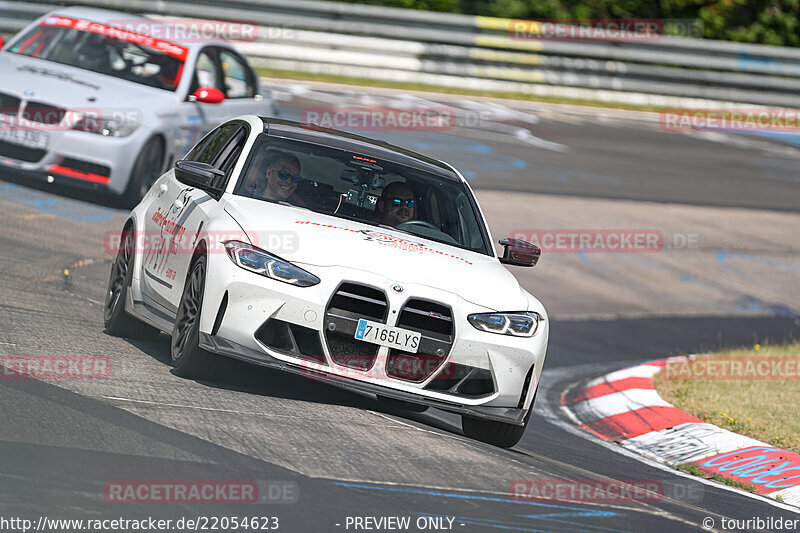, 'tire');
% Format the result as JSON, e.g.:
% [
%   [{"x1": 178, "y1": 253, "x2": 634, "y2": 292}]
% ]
[
  {"x1": 171, "y1": 256, "x2": 222, "y2": 378},
  {"x1": 121, "y1": 137, "x2": 164, "y2": 208},
  {"x1": 376, "y1": 395, "x2": 429, "y2": 413},
  {"x1": 104, "y1": 227, "x2": 160, "y2": 338},
  {"x1": 462, "y1": 404, "x2": 533, "y2": 449}
]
